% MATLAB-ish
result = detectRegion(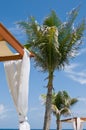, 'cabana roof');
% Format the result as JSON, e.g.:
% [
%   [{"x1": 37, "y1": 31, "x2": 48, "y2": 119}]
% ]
[
  {"x1": 61, "y1": 117, "x2": 86, "y2": 123},
  {"x1": 60, "y1": 117, "x2": 86, "y2": 130},
  {"x1": 0, "y1": 23, "x2": 34, "y2": 62}
]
